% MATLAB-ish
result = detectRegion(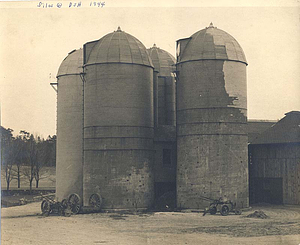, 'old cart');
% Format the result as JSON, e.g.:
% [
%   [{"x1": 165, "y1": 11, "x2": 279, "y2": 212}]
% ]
[
  {"x1": 201, "y1": 196, "x2": 242, "y2": 216},
  {"x1": 40, "y1": 194, "x2": 71, "y2": 216},
  {"x1": 41, "y1": 193, "x2": 103, "y2": 216}
]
